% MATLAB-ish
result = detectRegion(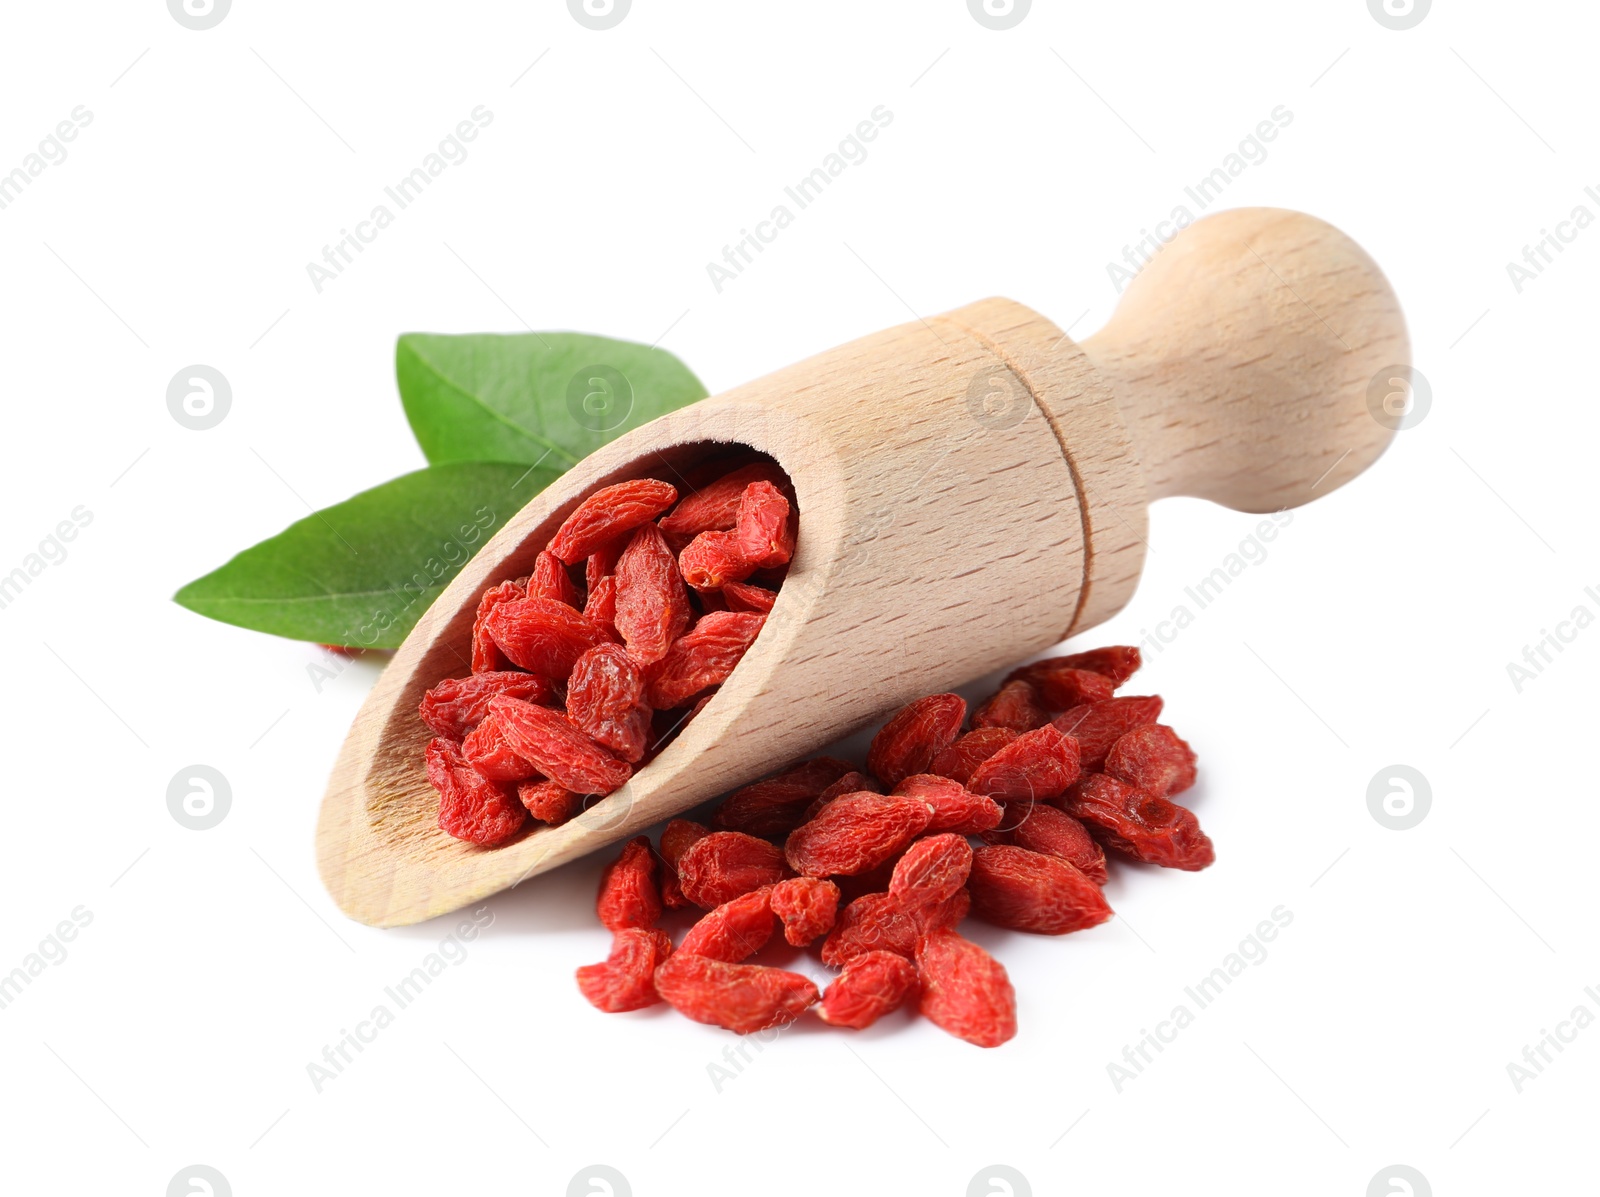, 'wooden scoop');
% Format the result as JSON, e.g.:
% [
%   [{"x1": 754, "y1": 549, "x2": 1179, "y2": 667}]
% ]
[{"x1": 317, "y1": 207, "x2": 1407, "y2": 927}]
